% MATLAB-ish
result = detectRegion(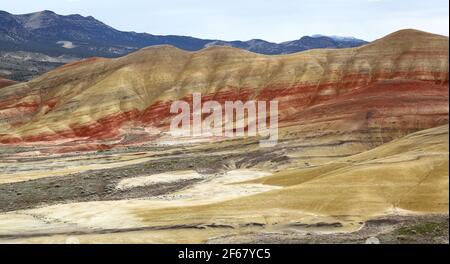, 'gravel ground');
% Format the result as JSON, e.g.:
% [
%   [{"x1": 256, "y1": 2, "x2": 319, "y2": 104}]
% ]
[{"x1": 207, "y1": 214, "x2": 449, "y2": 244}]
